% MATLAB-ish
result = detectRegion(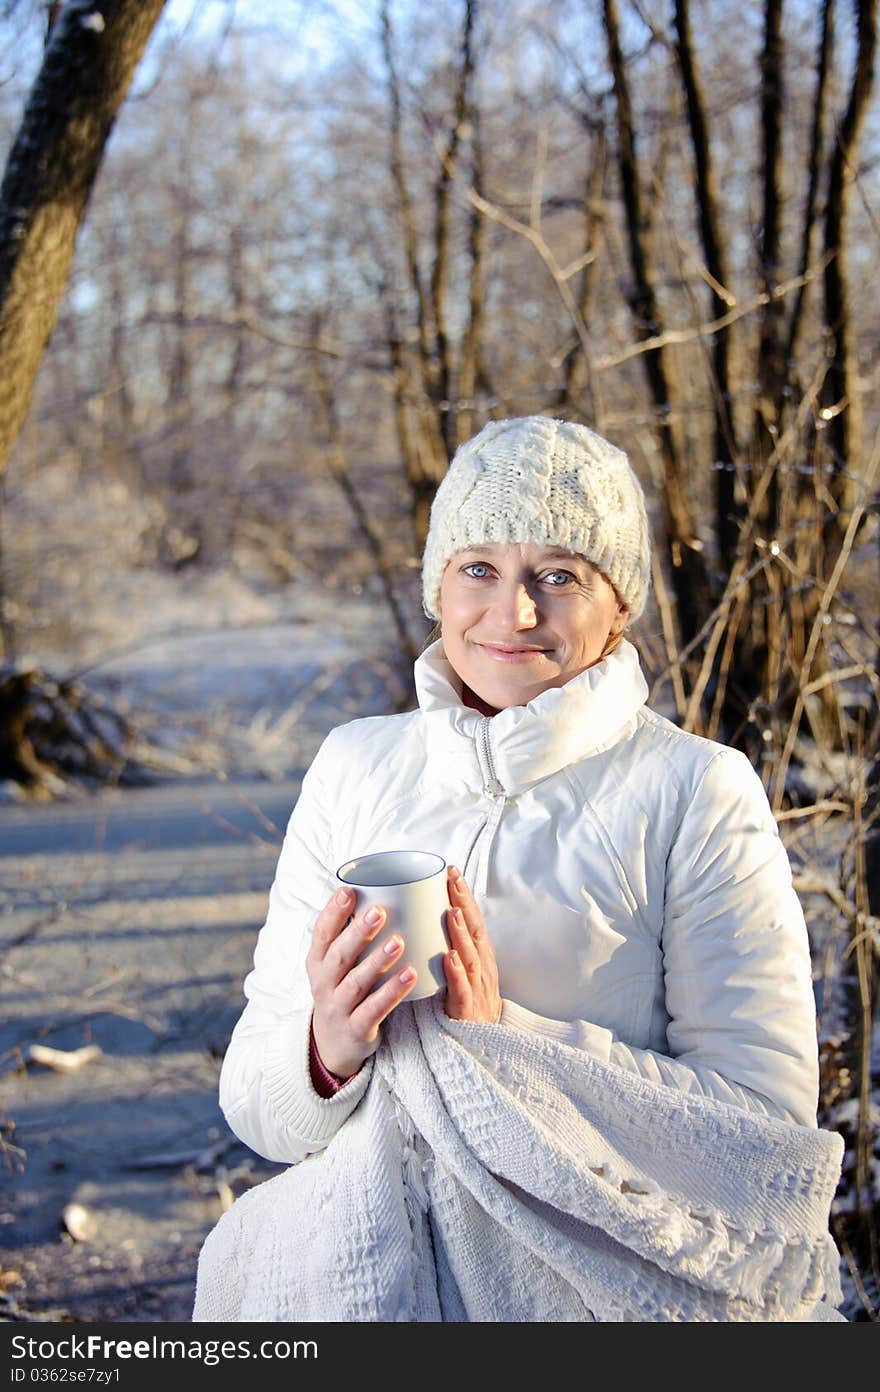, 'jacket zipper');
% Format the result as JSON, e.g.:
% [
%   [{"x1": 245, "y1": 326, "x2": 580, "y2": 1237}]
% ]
[
  {"x1": 464, "y1": 718, "x2": 506, "y2": 897},
  {"x1": 478, "y1": 717, "x2": 505, "y2": 797}
]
